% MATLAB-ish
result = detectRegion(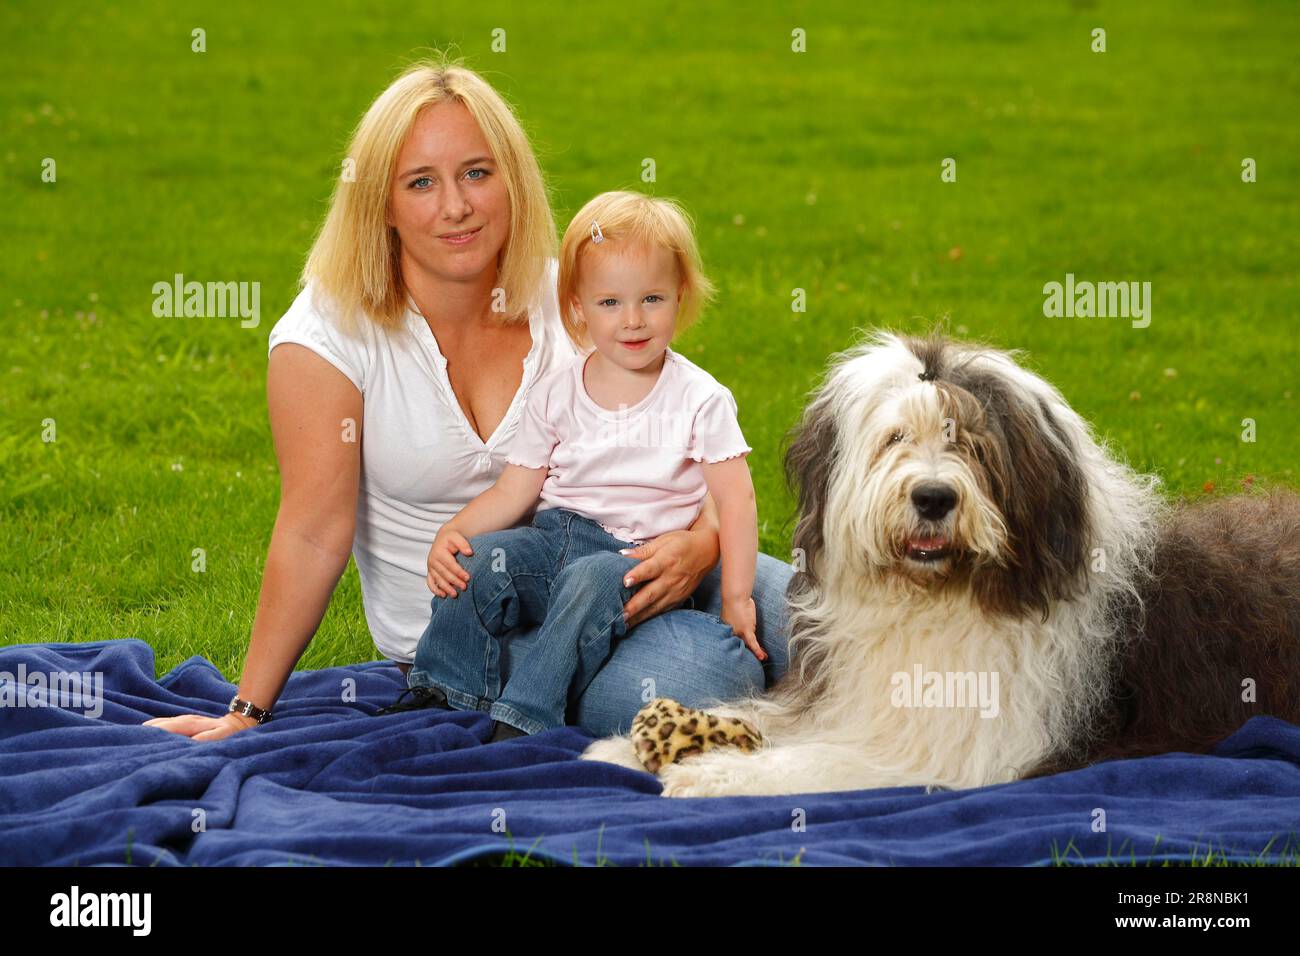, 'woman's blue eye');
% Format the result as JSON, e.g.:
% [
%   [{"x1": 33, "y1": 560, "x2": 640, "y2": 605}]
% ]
[
  {"x1": 465, "y1": 168, "x2": 490, "y2": 181},
  {"x1": 410, "y1": 176, "x2": 432, "y2": 189}
]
